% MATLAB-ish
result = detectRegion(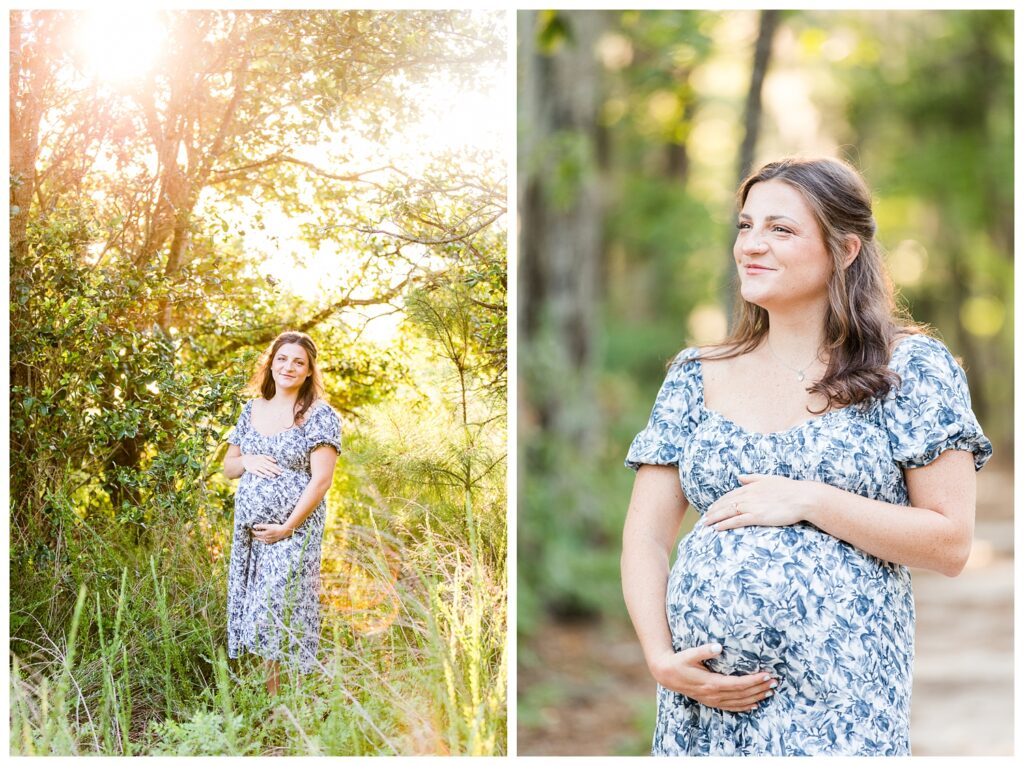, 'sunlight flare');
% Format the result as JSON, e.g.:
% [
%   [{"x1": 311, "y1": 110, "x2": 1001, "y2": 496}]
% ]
[{"x1": 74, "y1": 10, "x2": 165, "y2": 85}]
